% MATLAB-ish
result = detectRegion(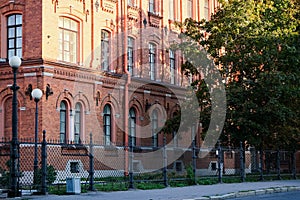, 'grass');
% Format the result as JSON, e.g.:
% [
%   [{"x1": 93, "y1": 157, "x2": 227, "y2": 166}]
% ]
[
  {"x1": 94, "y1": 182, "x2": 128, "y2": 191},
  {"x1": 46, "y1": 173, "x2": 299, "y2": 194},
  {"x1": 135, "y1": 182, "x2": 165, "y2": 190}
]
